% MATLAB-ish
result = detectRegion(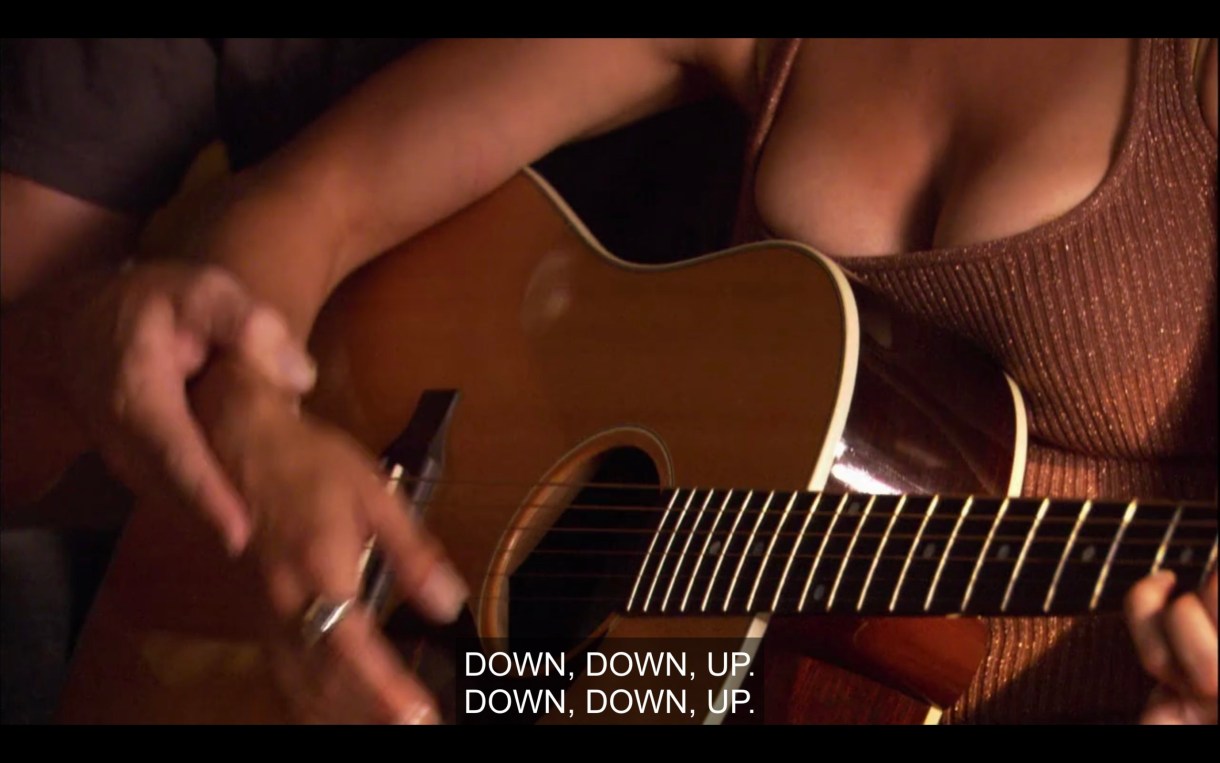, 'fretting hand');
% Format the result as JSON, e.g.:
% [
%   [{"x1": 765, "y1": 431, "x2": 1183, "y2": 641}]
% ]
[{"x1": 1126, "y1": 570, "x2": 1218, "y2": 724}]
